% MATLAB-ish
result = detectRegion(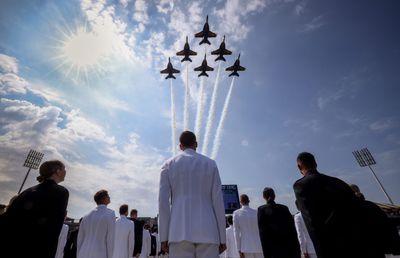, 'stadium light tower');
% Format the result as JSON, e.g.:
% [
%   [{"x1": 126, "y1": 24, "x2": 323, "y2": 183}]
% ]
[
  {"x1": 352, "y1": 148, "x2": 394, "y2": 205},
  {"x1": 18, "y1": 150, "x2": 44, "y2": 194}
]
